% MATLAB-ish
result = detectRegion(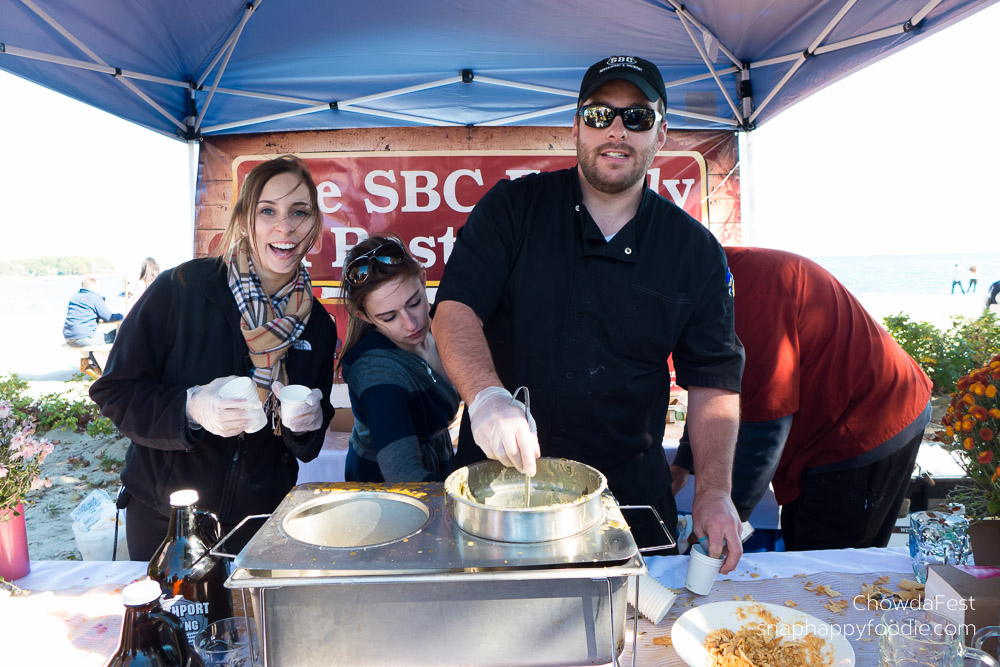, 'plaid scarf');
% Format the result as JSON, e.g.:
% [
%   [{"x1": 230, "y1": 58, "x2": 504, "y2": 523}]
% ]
[{"x1": 226, "y1": 241, "x2": 313, "y2": 431}]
